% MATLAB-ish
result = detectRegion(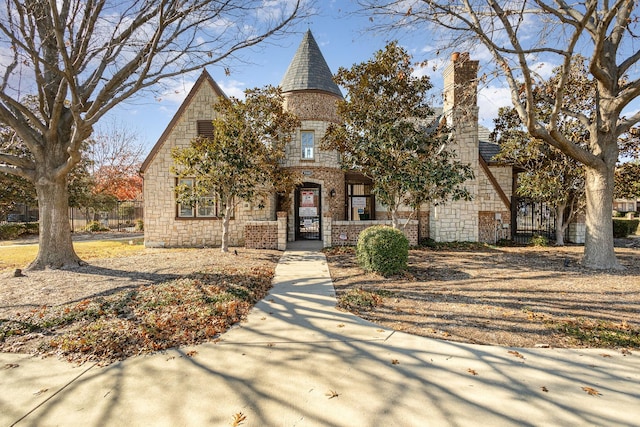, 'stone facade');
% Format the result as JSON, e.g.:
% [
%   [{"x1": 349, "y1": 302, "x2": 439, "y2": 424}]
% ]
[
  {"x1": 327, "y1": 218, "x2": 419, "y2": 247},
  {"x1": 141, "y1": 71, "x2": 274, "y2": 248},
  {"x1": 141, "y1": 38, "x2": 519, "y2": 250}
]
